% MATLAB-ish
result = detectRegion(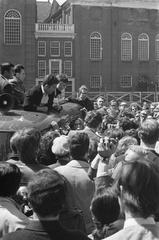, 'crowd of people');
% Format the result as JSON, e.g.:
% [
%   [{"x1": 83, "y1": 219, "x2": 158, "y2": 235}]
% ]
[{"x1": 1, "y1": 62, "x2": 159, "y2": 239}]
